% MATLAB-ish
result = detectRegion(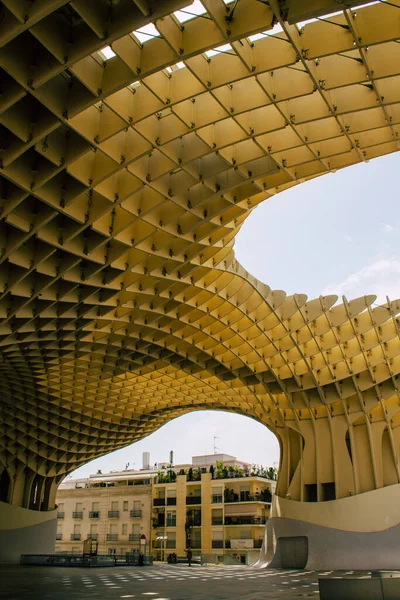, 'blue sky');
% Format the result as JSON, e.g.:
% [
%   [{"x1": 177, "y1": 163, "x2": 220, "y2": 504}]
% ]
[{"x1": 70, "y1": 152, "x2": 399, "y2": 478}]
